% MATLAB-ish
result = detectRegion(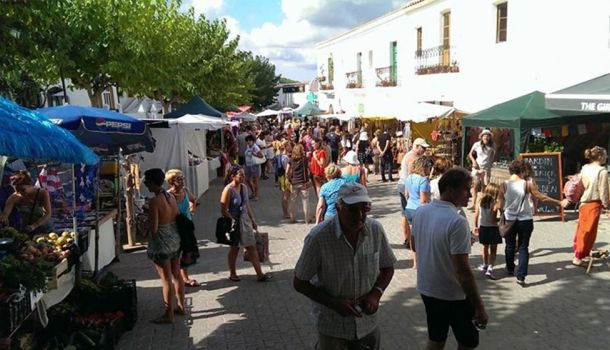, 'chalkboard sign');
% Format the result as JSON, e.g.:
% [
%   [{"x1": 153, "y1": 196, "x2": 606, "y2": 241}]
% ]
[{"x1": 520, "y1": 152, "x2": 564, "y2": 220}]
